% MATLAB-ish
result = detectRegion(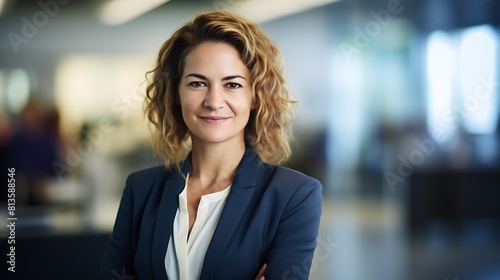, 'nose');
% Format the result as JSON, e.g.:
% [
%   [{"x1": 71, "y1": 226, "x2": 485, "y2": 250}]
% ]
[{"x1": 204, "y1": 86, "x2": 225, "y2": 110}]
